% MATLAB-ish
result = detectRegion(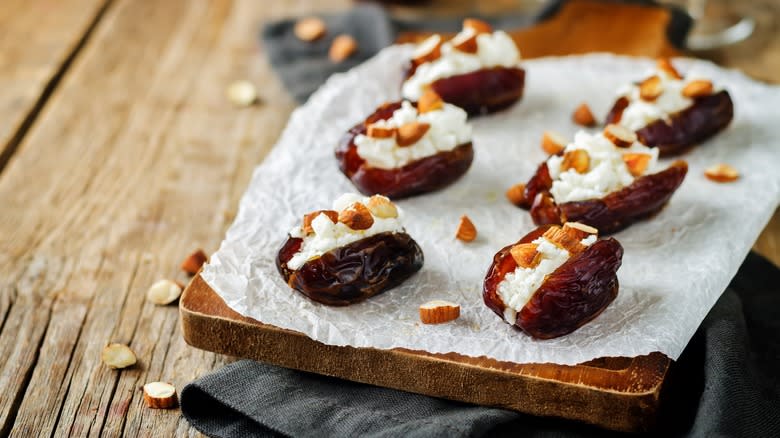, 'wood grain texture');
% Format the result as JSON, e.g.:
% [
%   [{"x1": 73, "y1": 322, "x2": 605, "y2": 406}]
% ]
[{"x1": 181, "y1": 274, "x2": 670, "y2": 432}]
